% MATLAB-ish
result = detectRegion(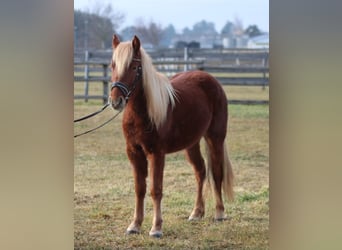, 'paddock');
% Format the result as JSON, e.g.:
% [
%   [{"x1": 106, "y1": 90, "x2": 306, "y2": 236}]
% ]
[
  {"x1": 74, "y1": 101, "x2": 269, "y2": 249},
  {"x1": 74, "y1": 46, "x2": 269, "y2": 248}
]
